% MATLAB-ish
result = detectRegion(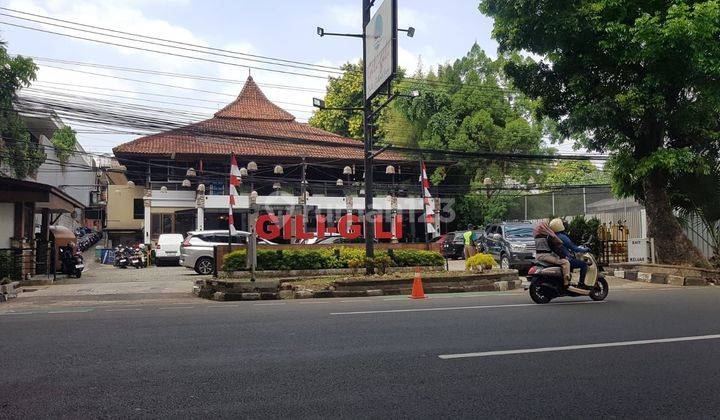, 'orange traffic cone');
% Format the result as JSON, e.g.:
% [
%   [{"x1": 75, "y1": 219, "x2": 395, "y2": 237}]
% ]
[{"x1": 410, "y1": 266, "x2": 427, "y2": 299}]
